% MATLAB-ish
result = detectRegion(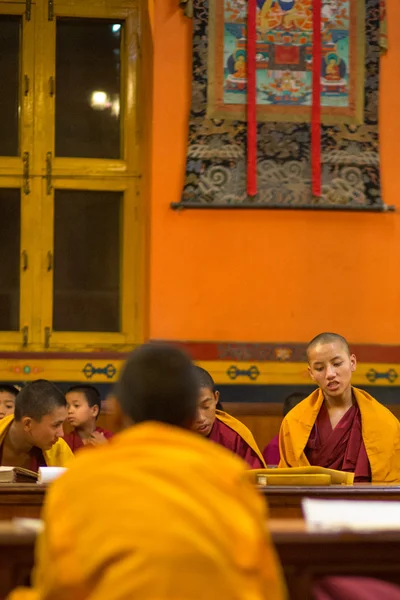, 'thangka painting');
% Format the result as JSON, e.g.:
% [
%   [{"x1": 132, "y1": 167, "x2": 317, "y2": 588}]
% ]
[{"x1": 178, "y1": 0, "x2": 387, "y2": 208}]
